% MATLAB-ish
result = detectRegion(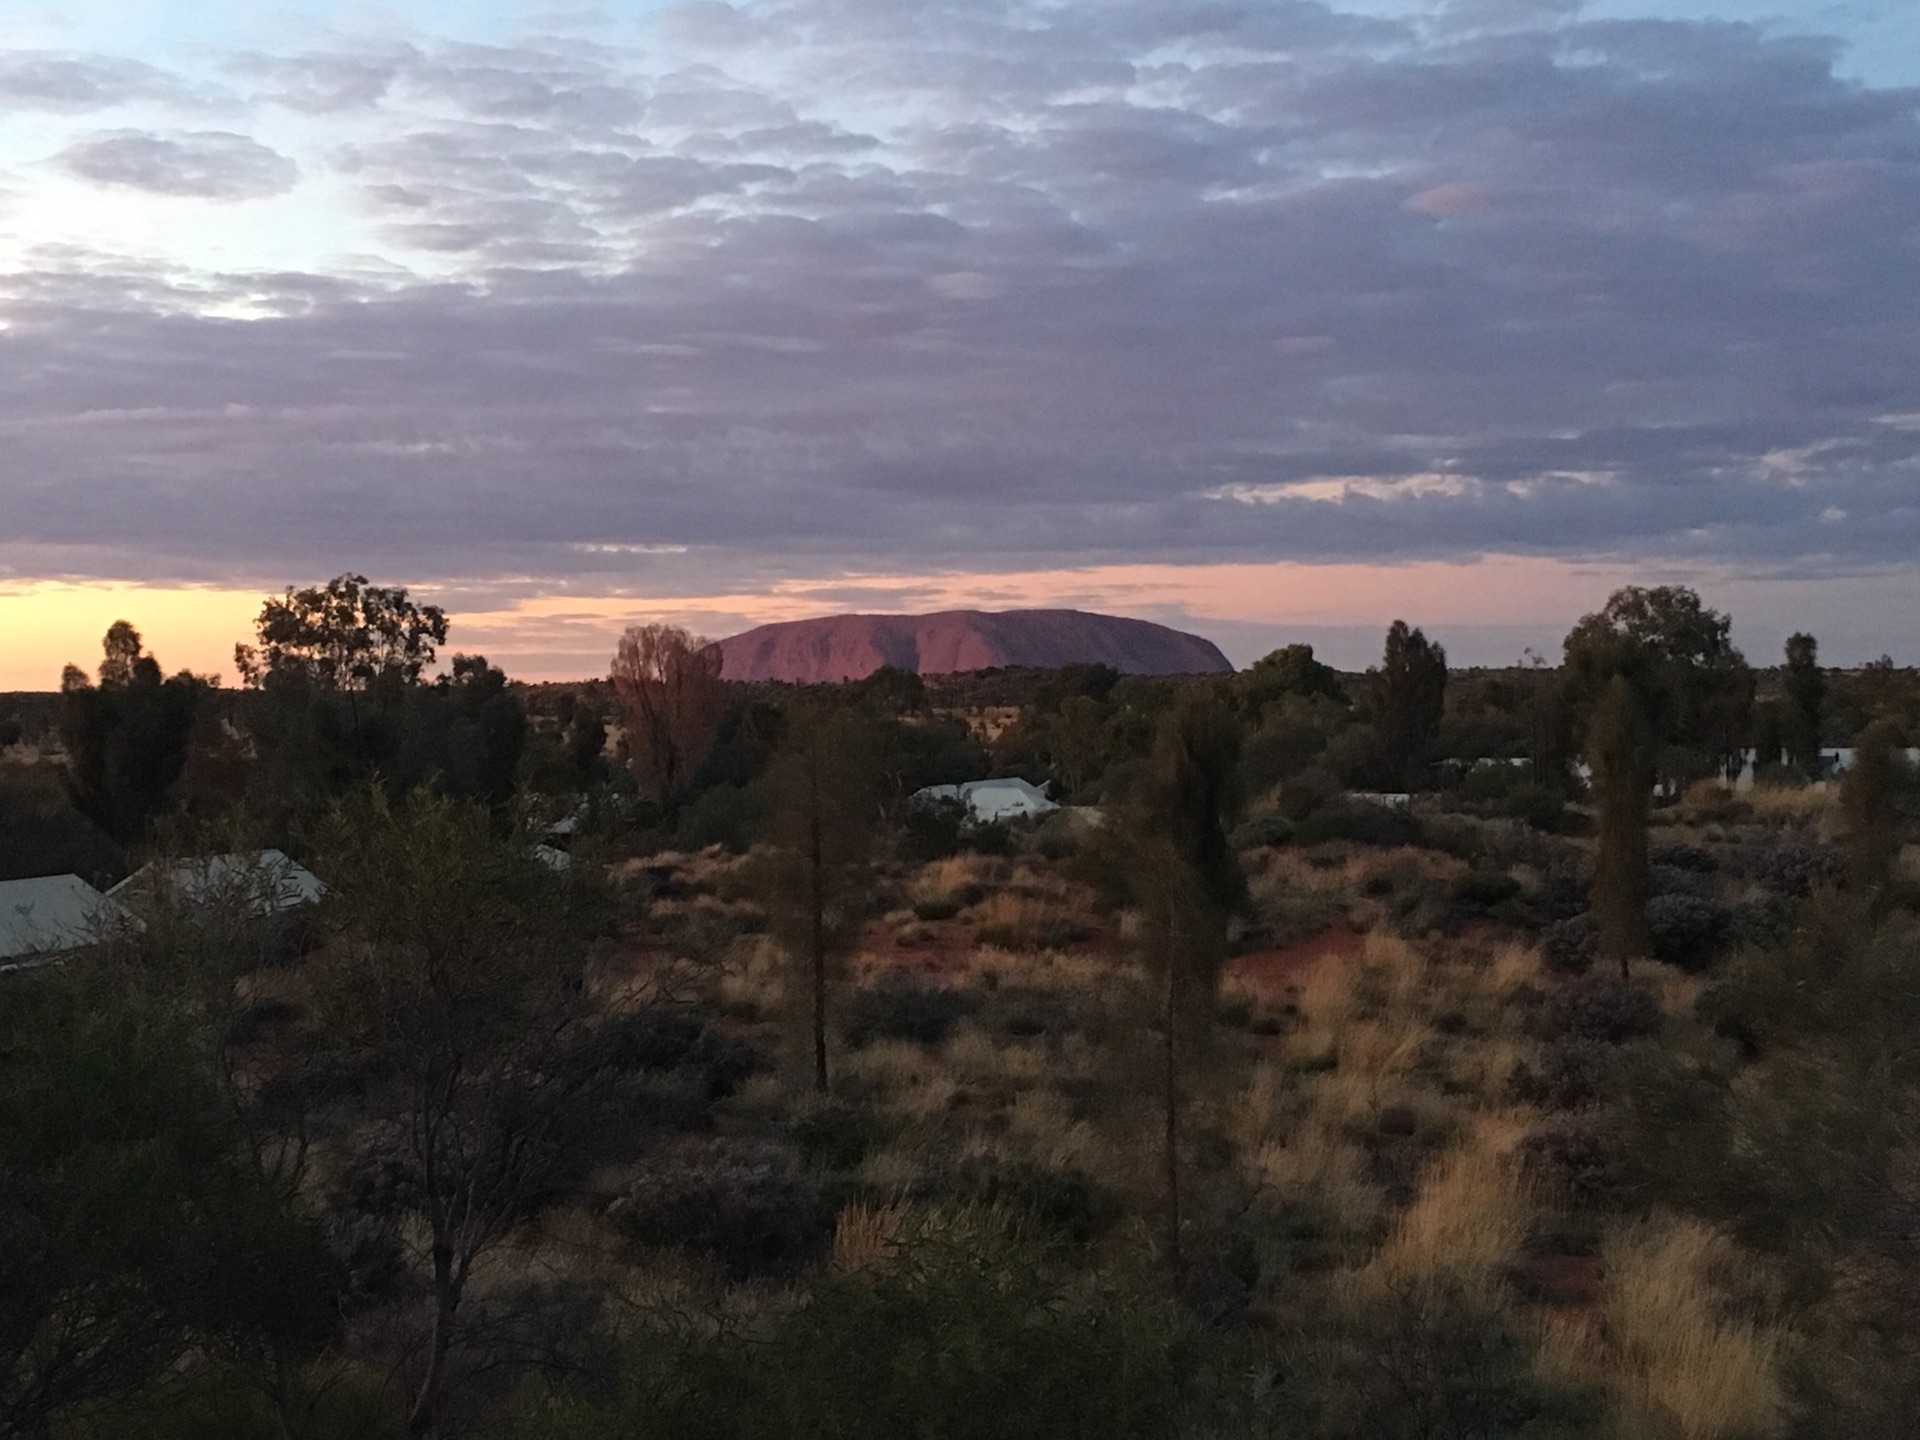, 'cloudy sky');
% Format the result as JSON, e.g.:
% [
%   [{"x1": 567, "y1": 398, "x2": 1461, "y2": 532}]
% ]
[{"x1": 1, "y1": 0, "x2": 1916, "y2": 686}]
